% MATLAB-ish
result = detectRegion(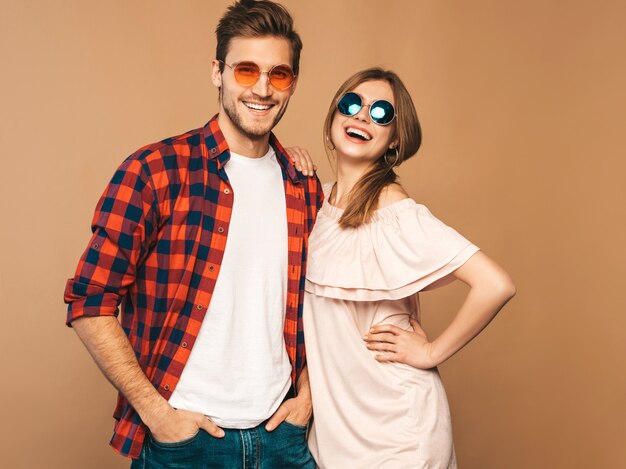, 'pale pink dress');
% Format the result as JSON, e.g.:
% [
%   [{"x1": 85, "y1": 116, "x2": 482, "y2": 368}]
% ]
[{"x1": 304, "y1": 184, "x2": 479, "y2": 469}]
